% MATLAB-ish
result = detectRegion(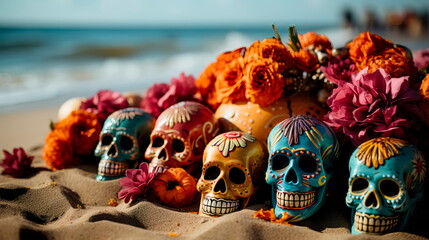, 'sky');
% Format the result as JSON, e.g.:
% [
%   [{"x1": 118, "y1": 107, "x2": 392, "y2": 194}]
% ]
[{"x1": 0, "y1": 0, "x2": 427, "y2": 27}]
